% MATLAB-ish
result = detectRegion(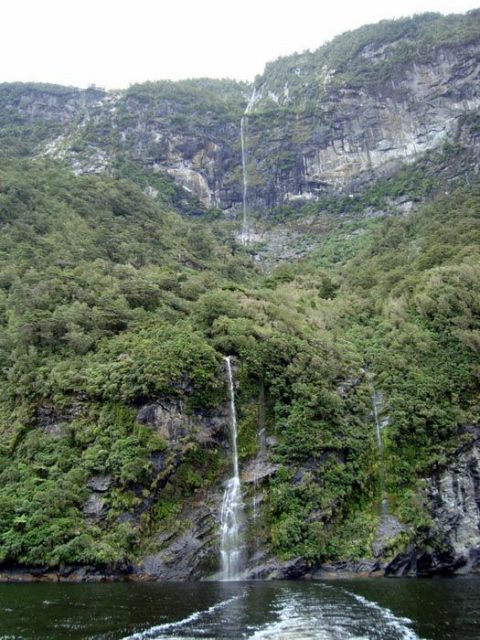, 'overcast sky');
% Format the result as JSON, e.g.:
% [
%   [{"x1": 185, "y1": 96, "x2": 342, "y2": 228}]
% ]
[{"x1": 1, "y1": 0, "x2": 478, "y2": 89}]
